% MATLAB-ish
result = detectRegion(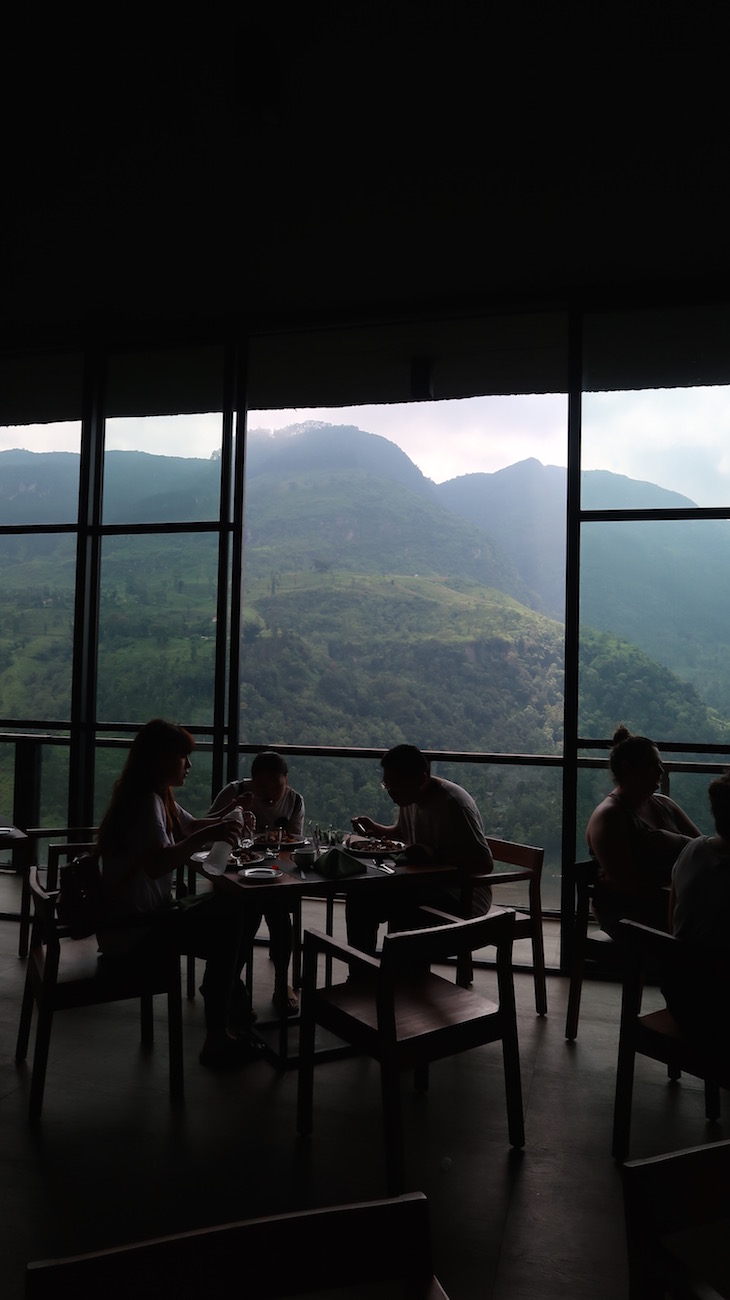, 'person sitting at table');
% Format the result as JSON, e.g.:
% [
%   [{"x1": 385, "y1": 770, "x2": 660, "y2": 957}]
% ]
[
  {"x1": 585, "y1": 724, "x2": 701, "y2": 939},
  {"x1": 346, "y1": 743, "x2": 494, "y2": 956},
  {"x1": 209, "y1": 750, "x2": 304, "y2": 1018},
  {"x1": 96, "y1": 718, "x2": 262, "y2": 1070},
  {"x1": 665, "y1": 771, "x2": 730, "y2": 1046}
]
